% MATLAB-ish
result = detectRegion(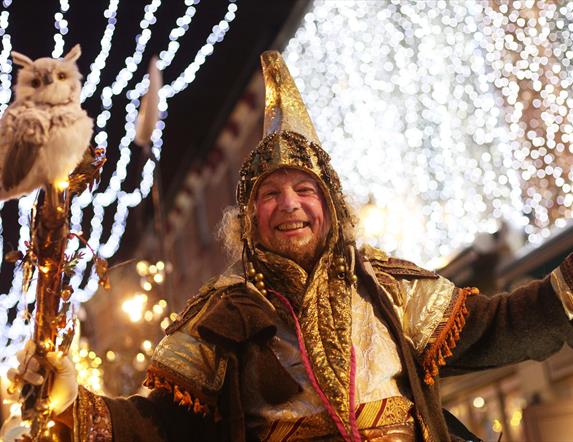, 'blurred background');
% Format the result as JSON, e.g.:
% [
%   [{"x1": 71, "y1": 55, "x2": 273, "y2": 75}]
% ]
[{"x1": 0, "y1": 1, "x2": 573, "y2": 440}]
